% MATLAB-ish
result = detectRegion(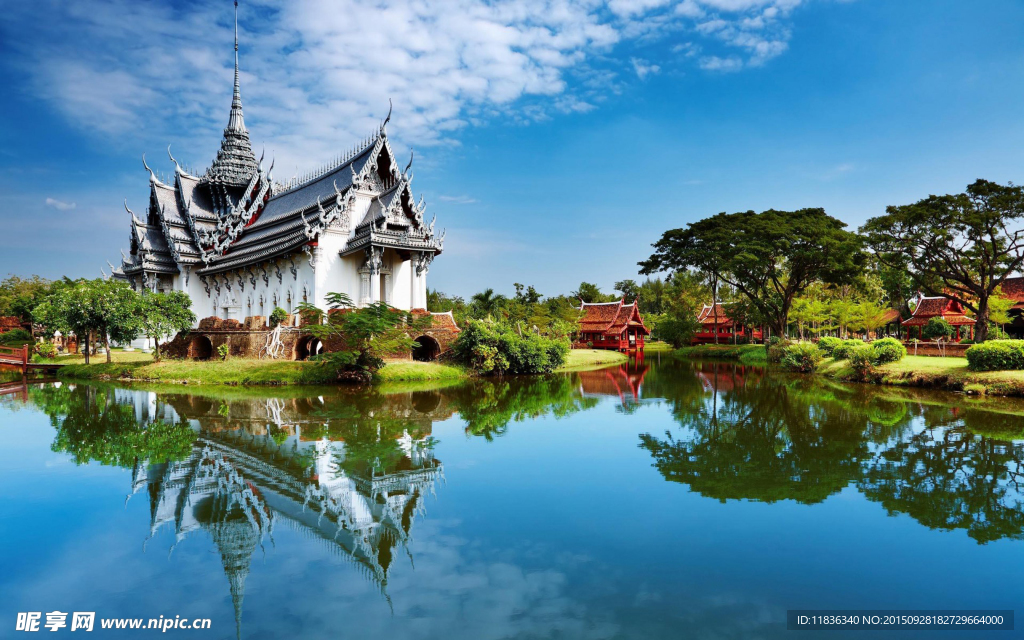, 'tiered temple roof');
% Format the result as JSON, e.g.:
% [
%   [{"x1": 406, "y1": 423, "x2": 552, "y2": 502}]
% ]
[{"x1": 113, "y1": 3, "x2": 442, "y2": 287}]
